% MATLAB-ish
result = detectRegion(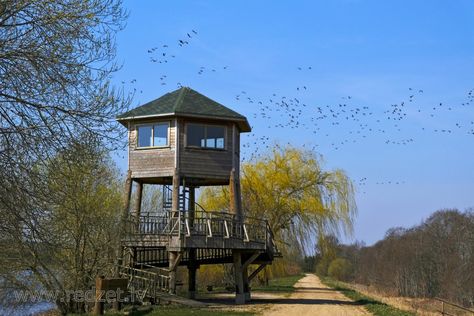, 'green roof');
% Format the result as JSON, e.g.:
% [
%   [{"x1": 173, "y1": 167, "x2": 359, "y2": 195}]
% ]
[{"x1": 117, "y1": 87, "x2": 251, "y2": 132}]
